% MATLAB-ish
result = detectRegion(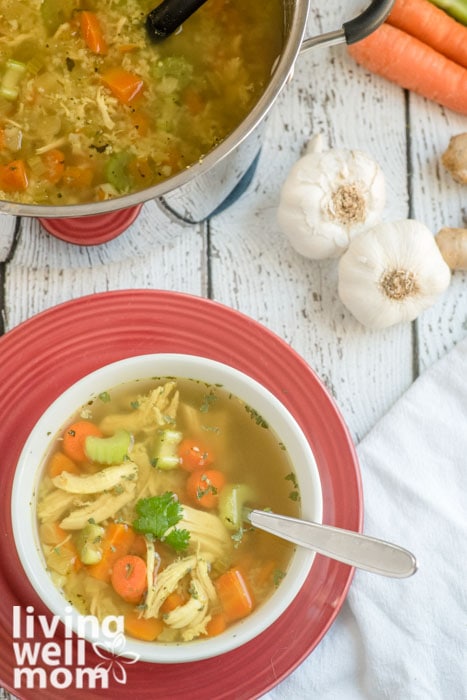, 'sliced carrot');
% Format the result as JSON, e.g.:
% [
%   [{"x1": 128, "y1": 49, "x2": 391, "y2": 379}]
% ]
[
  {"x1": 215, "y1": 567, "x2": 255, "y2": 622},
  {"x1": 80, "y1": 11, "x2": 108, "y2": 55},
  {"x1": 62, "y1": 421, "x2": 103, "y2": 463},
  {"x1": 160, "y1": 591, "x2": 185, "y2": 614},
  {"x1": 186, "y1": 468, "x2": 226, "y2": 509},
  {"x1": 387, "y1": 0, "x2": 467, "y2": 70},
  {"x1": 124, "y1": 612, "x2": 164, "y2": 641},
  {"x1": 87, "y1": 522, "x2": 136, "y2": 582},
  {"x1": 47, "y1": 451, "x2": 81, "y2": 478},
  {"x1": 111, "y1": 554, "x2": 147, "y2": 604},
  {"x1": 348, "y1": 24, "x2": 467, "y2": 115},
  {"x1": 101, "y1": 68, "x2": 144, "y2": 104},
  {"x1": 0, "y1": 159, "x2": 28, "y2": 192},
  {"x1": 117, "y1": 44, "x2": 140, "y2": 54},
  {"x1": 41, "y1": 148, "x2": 65, "y2": 185},
  {"x1": 130, "y1": 111, "x2": 150, "y2": 136},
  {"x1": 179, "y1": 439, "x2": 214, "y2": 472},
  {"x1": 62, "y1": 165, "x2": 94, "y2": 189},
  {"x1": 205, "y1": 612, "x2": 227, "y2": 637}
]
